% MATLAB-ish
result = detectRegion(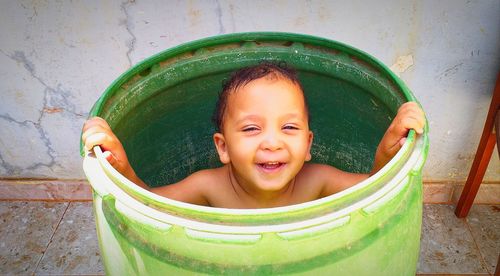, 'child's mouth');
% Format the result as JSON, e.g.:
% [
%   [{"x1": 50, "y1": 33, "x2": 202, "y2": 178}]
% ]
[{"x1": 257, "y1": 161, "x2": 285, "y2": 172}]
